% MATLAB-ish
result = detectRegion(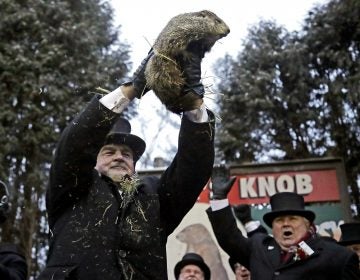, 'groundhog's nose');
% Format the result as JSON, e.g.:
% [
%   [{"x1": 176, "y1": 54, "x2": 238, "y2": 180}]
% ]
[
  {"x1": 221, "y1": 27, "x2": 230, "y2": 37},
  {"x1": 221, "y1": 26, "x2": 230, "y2": 37}
]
